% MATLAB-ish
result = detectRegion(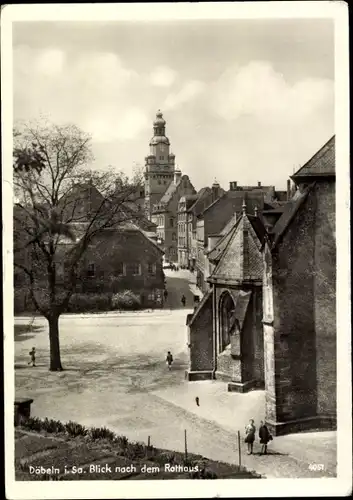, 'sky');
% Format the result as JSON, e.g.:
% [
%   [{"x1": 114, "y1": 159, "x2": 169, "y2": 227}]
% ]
[{"x1": 13, "y1": 19, "x2": 335, "y2": 191}]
